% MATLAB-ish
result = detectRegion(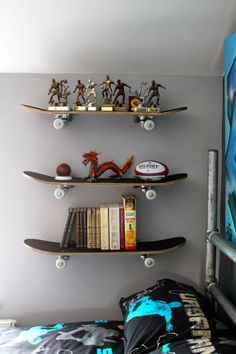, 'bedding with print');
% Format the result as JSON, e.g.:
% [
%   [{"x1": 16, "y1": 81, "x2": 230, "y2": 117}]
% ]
[
  {"x1": 0, "y1": 320, "x2": 124, "y2": 354},
  {"x1": 119, "y1": 278, "x2": 233, "y2": 354}
]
